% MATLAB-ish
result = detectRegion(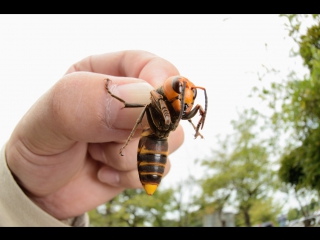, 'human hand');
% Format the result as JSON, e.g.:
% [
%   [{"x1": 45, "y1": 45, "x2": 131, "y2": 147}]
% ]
[{"x1": 5, "y1": 50, "x2": 184, "y2": 220}]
